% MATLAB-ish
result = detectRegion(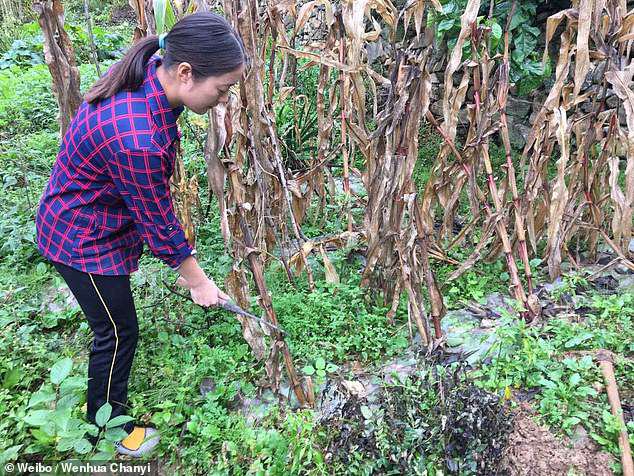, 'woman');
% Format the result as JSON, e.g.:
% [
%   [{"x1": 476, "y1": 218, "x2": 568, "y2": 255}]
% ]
[{"x1": 35, "y1": 12, "x2": 245, "y2": 457}]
